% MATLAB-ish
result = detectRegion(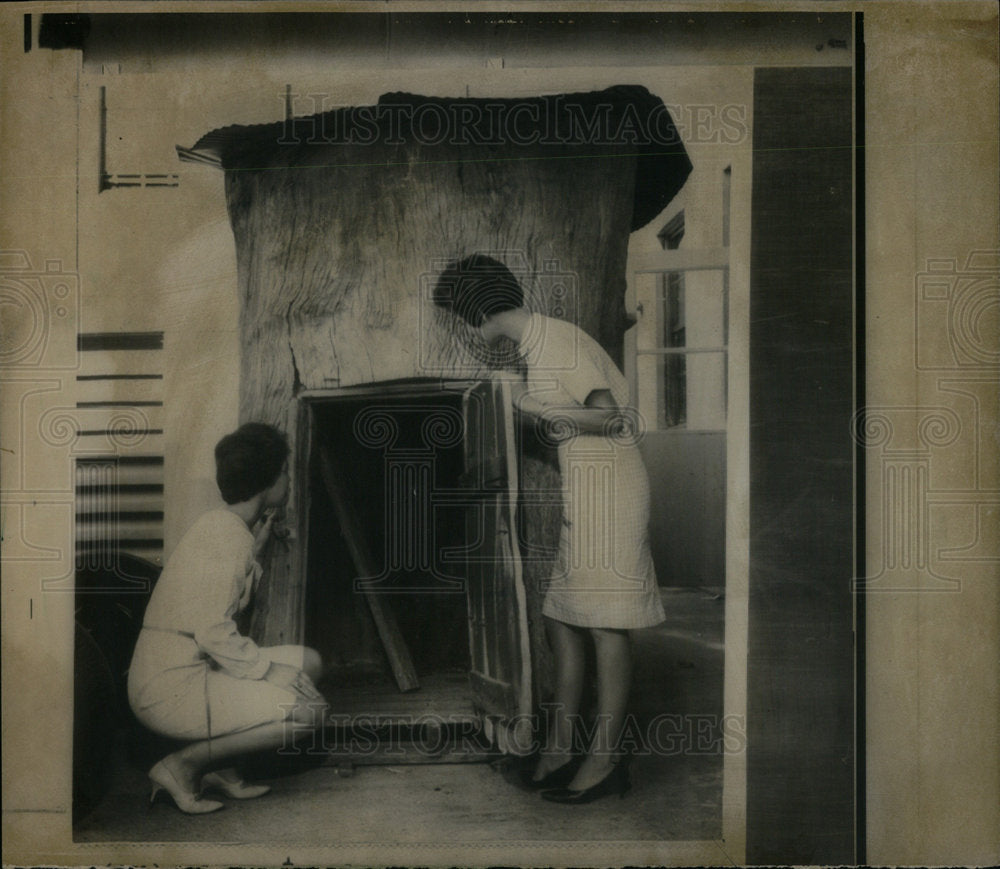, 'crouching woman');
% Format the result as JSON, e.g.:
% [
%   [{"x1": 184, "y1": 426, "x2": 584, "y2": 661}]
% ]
[{"x1": 128, "y1": 423, "x2": 327, "y2": 814}]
